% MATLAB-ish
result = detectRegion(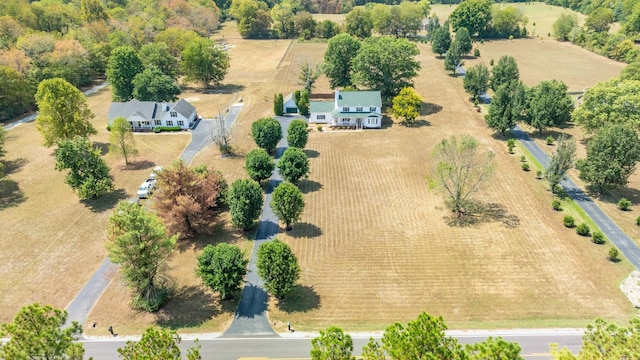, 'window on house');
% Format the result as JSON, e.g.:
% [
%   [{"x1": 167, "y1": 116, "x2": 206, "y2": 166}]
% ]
[
  {"x1": 178, "y1": 120, "x2": 184, "y2": 127},
  {"x1": 342, "y1": 107, "x2": 349, "y2": 112},
  {"x1": 368, "y1": 118, "x2": 374, "y2": 125},
  {"x1": 154, "y1": 120, "x2": 161, "y2": 126},
  {"x1": 170, "y1": 111, "x2": 177, "y2": 117},
  {"x1": 317, "y1": 115, "x2": 325, "y2": 120},
  {"x1": 167, "y1": 120, "x2": 173, "y2": 126},
  {"x1": 342, "y1": 118, "x2": 349, "y2": 123},
  {"x1": 370, "y1": 107, "x2": 376, "y2": 112},
  {"x1": 356, "y1": 107, "x2": 363, "y2": 112}
]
